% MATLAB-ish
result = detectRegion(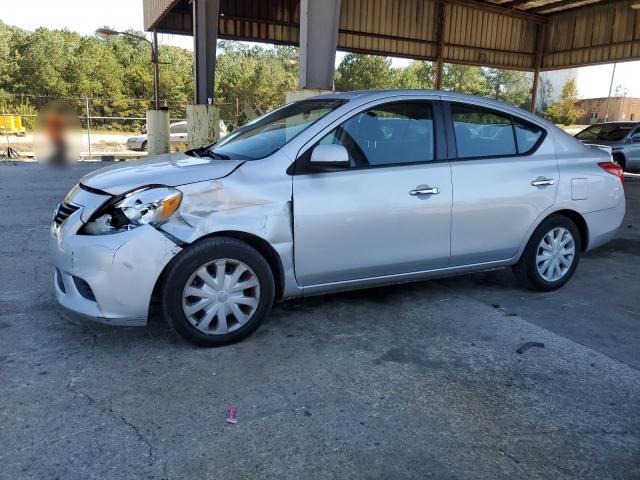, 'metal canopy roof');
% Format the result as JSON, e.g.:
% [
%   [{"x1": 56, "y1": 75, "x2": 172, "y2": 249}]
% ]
[{"x1": 144, "y1": 0, "x2": 640, "y2": 72}]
